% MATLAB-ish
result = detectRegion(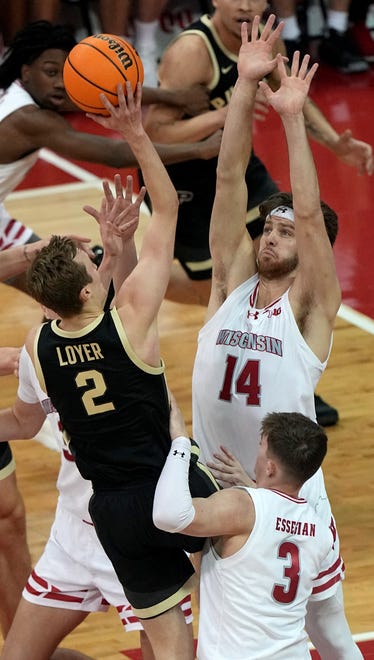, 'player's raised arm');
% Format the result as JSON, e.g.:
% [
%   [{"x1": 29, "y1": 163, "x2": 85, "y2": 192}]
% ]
[
  {"x1": 259, "y1": 53, "x2": 341, "y2": 359},
  {"x1": 208, "y1": 16, "x2": 284, "y2": 314},
  {"x1": 89, "y1": 82, "x2": 178, "y2": 361}
]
